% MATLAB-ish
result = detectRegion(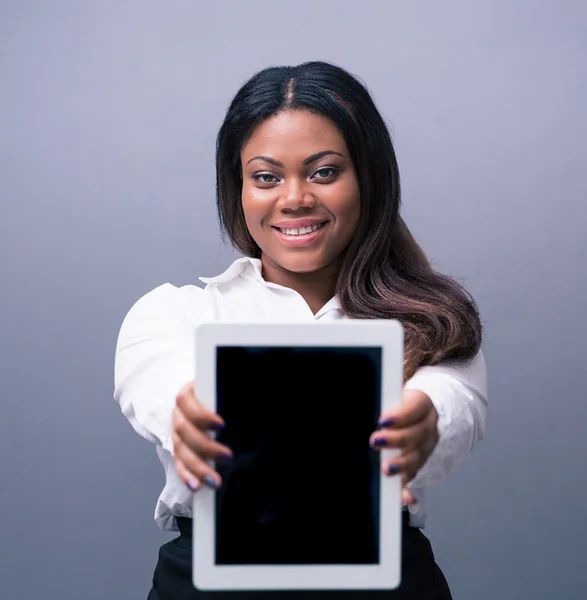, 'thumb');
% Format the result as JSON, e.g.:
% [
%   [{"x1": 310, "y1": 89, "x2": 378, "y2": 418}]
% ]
[{"x1": 402, "y1": 487, "x2": 416, "y2": 506}]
